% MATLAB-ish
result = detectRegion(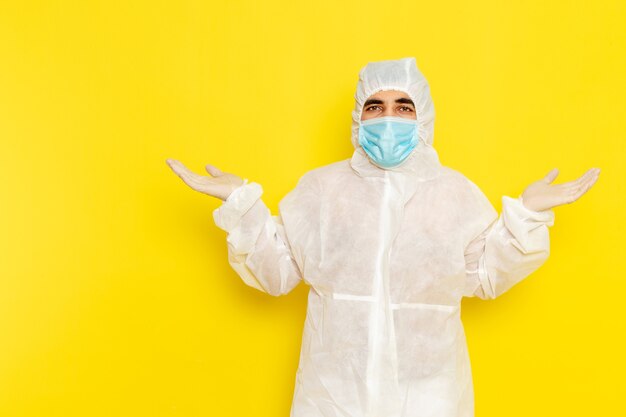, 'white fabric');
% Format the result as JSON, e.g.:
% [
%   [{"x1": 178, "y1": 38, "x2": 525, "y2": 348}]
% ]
[{"x1": 212, "y1": 57, "x2": 555, "y2": 417}]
